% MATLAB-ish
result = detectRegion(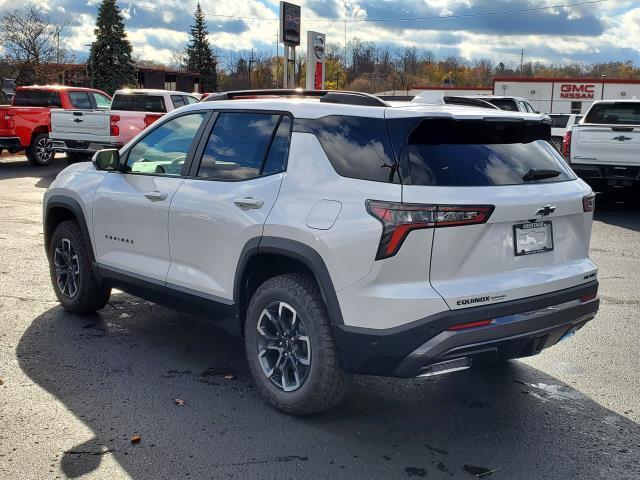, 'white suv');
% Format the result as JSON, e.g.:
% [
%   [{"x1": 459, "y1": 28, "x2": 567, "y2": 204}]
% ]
[{"x1": 43, "y1": 90, "x2": 600, "y2": 415}]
